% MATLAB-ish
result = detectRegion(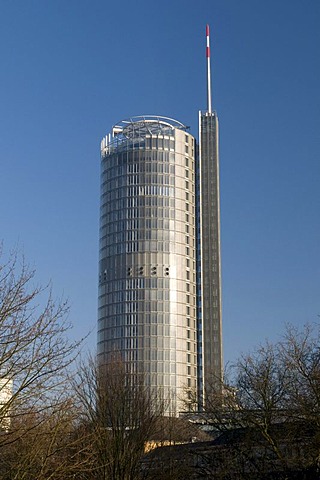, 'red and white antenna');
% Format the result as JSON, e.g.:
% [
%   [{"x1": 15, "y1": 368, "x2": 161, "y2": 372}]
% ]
[{"x1": 206, "y1": 24, "x2": 212, "y2": 113}]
